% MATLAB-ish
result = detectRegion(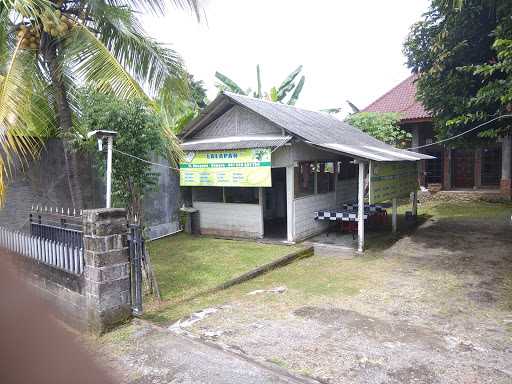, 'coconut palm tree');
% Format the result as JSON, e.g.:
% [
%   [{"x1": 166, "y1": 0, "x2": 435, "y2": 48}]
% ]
[
  {"x1": 0, "y1": 0, "x2": 199, "y2": 206},
  {"x1": 215, "y1": 64, "x2": 306, "y2": 106}
]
